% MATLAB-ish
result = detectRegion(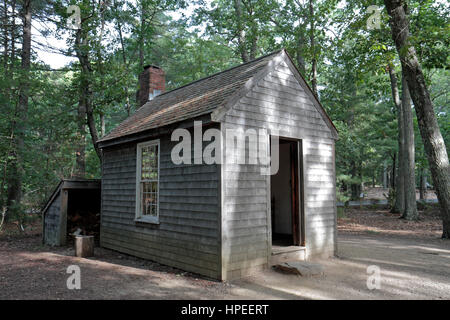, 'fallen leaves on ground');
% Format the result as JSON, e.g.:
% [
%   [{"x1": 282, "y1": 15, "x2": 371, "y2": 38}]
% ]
[{"x1": 338, "y1": 205, "x2": 442, "y2": 238}]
